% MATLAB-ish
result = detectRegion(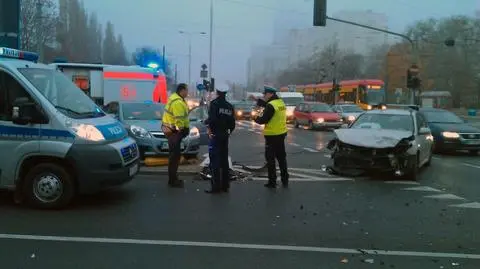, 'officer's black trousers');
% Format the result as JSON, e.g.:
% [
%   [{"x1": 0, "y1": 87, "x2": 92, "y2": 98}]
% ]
[
  {"x1": 168, "y1": 132, "x2": 183, "y2": 184},
  {"x1": 264, "y1": 133, "x2": 289, "y2": 185},
  {"x1": 209, "y1": 134, "x2": 230, "y2": 191}
]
